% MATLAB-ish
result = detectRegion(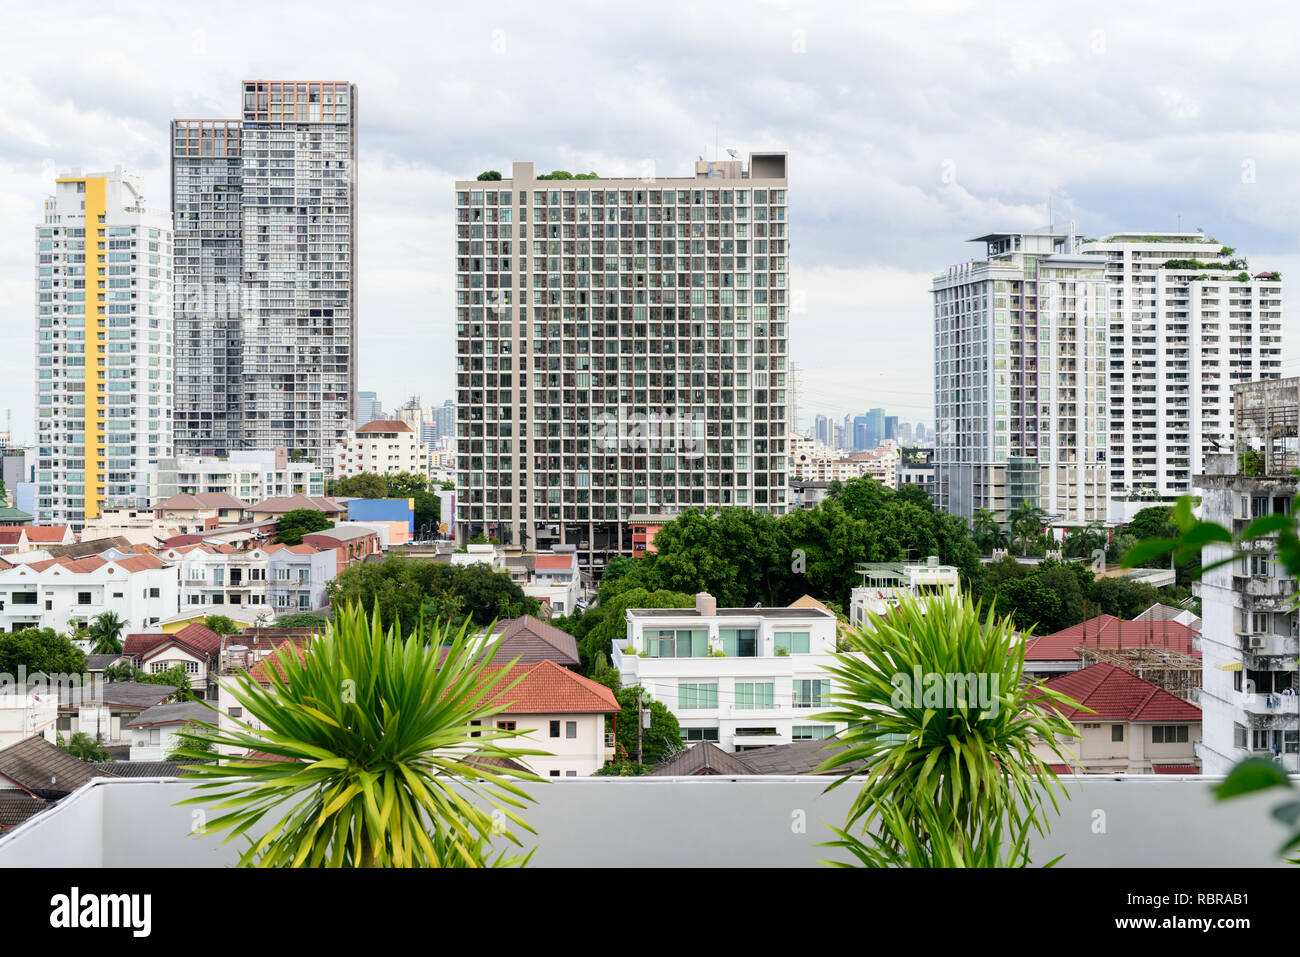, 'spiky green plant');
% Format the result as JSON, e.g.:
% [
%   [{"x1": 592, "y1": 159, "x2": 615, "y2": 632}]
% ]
[
  {"x1": 814, "y1": 591, "x2": 1084, "y2": 867},
  {"x1": 172, "y1": 603, "x2": 546, "y2": 867}
]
